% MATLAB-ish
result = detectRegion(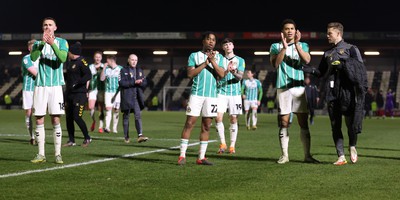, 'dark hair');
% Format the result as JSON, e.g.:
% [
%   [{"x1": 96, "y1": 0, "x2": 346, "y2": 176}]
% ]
[
  {"x1": 281, "y1": 19, "x2": 296, "y2": 30},
  {"x1": 107, "y1": 55, "x2": 117, "y2": 61},
  {"x1": 42, "y1": 17, "x2": 56, "y2": 25},
  {"x1": 222, "y1": 38, "x2": 234, "y2": 45},
  {"x1": 202, "y1": 31, "x2": 216, "y2": 41}
]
